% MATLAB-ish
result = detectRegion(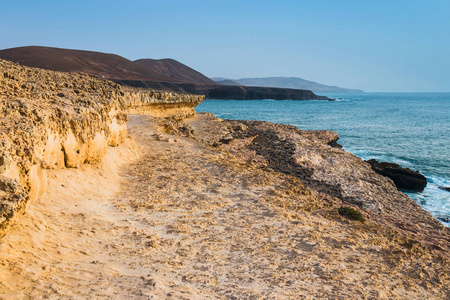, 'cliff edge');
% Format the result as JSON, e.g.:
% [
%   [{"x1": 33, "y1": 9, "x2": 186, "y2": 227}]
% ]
[{"x1": 0, "y1": 59, "x2": 203, "y2": 240}]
